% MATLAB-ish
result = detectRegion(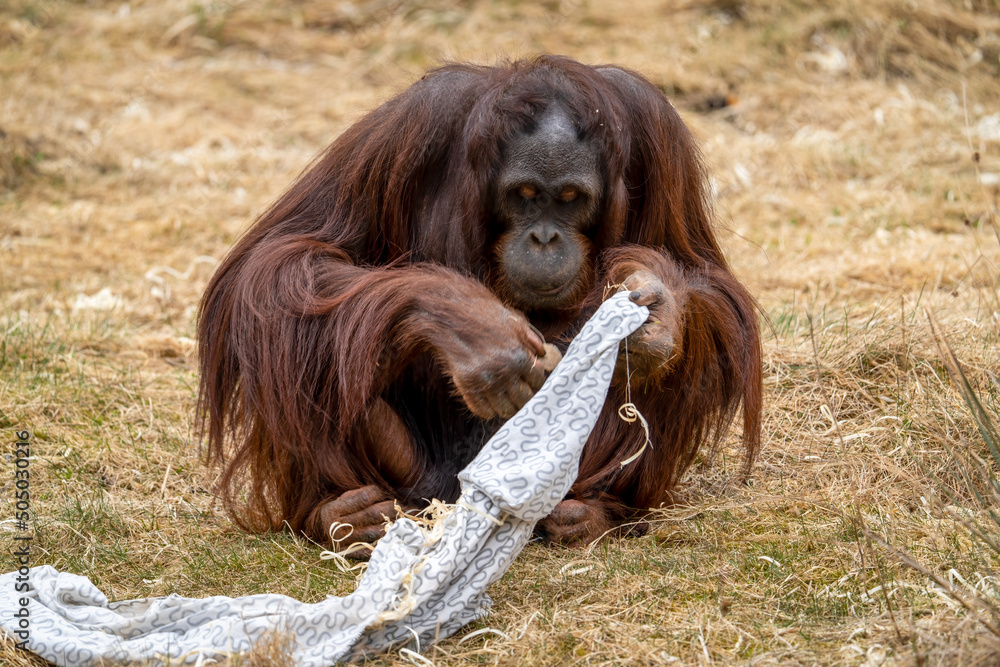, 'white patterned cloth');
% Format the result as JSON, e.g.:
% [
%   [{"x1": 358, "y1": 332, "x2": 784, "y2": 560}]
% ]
[{"x1": 0, "y1": 293, "x2": 648, "y2": 666}]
